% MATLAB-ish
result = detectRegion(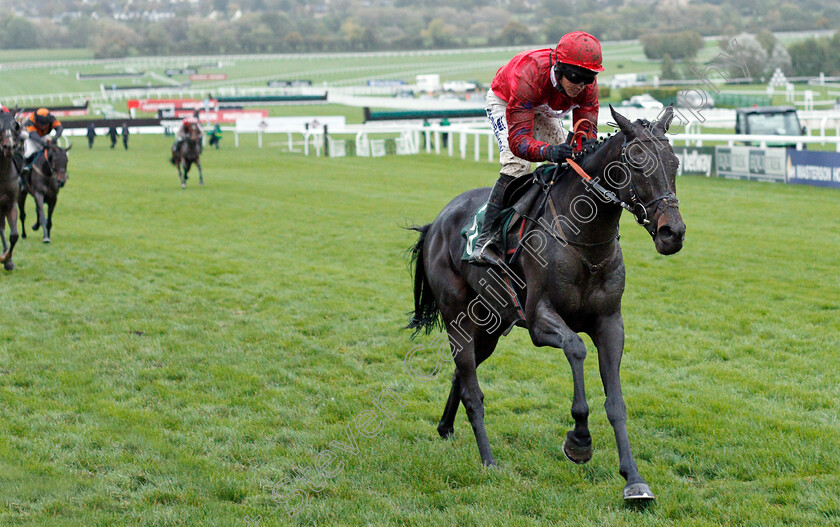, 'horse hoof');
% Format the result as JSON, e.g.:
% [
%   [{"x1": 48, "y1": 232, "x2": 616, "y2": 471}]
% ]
[
  {"x1": 562, "y1": 435, "x2": 593, "y2": 465},
  {"x1": 623, "y1": 482, "x2": 655, "y2": 501},
  {"x1": 437, "y1": 424, "x2": 454, "y2": 439},
  {"x1": 199, "y1": 181, "x2": 204, "y2": 186},
  {"x1": 181, "y1": 184, "x2": 186, "y2": 189},
  {"x1": 43, "y1": 238, "x2": 50, "y2": 244},
  {"x1": 3, "y1": 260, "x2": 14, "y2": 271}
]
